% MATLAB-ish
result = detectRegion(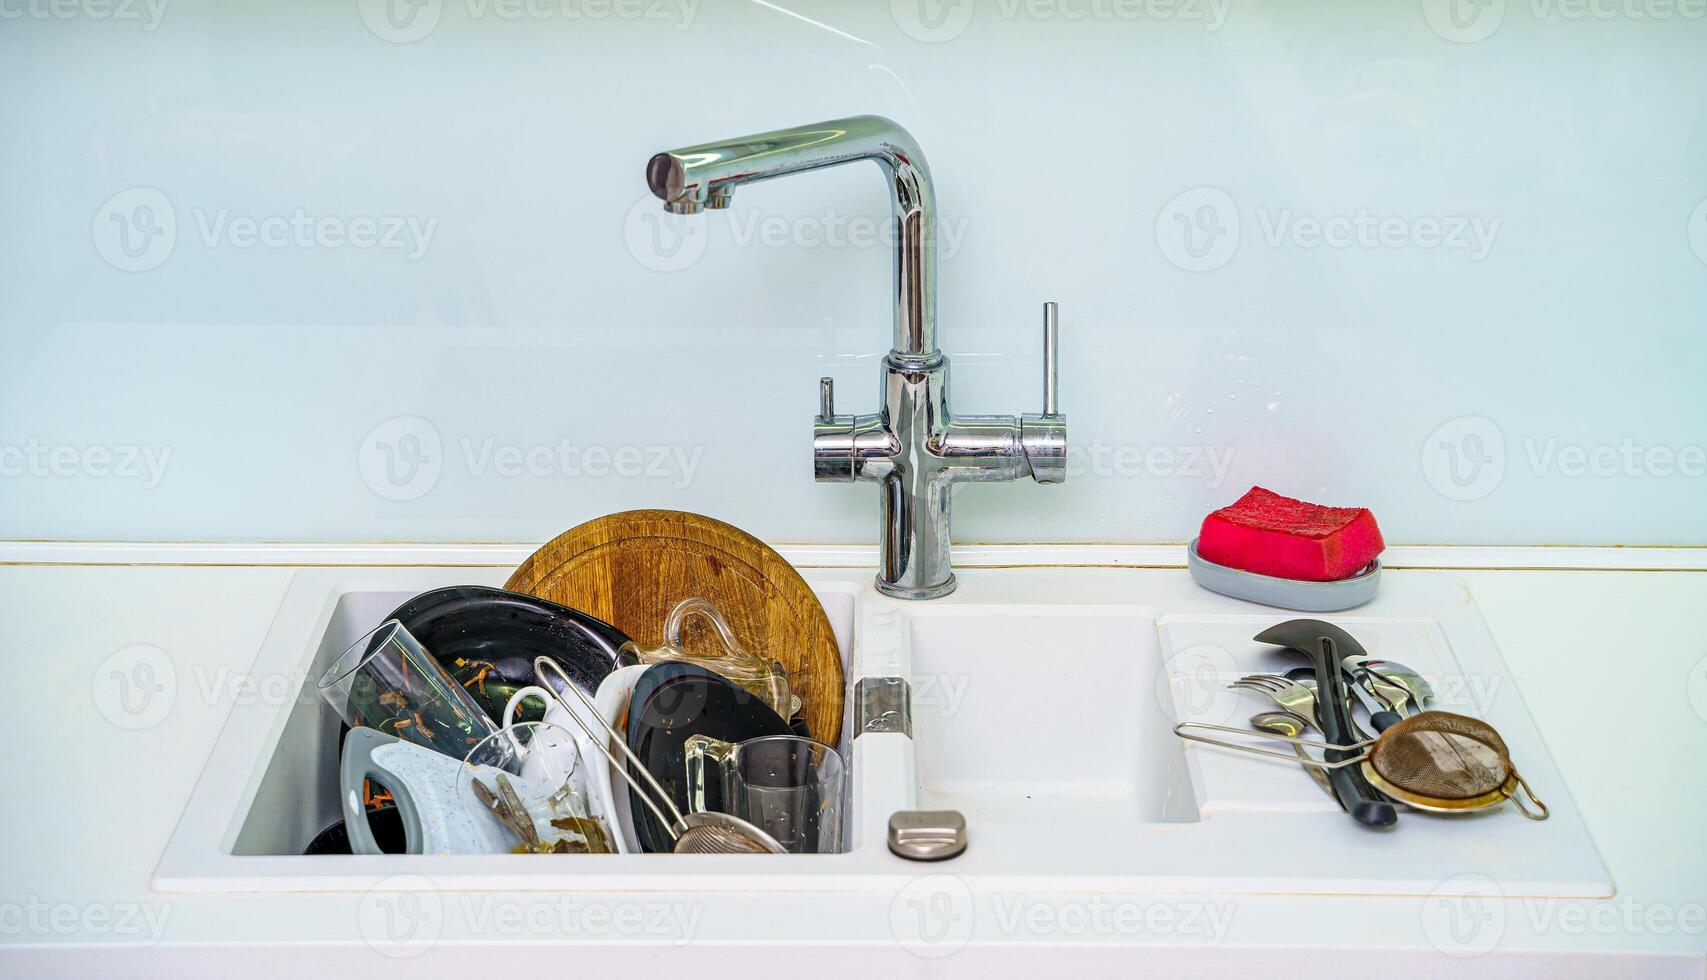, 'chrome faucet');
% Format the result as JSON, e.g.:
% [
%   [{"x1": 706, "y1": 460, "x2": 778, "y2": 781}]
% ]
[{"x1": 646, "y1": 115, "x2": 1066, "y2": 599}]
